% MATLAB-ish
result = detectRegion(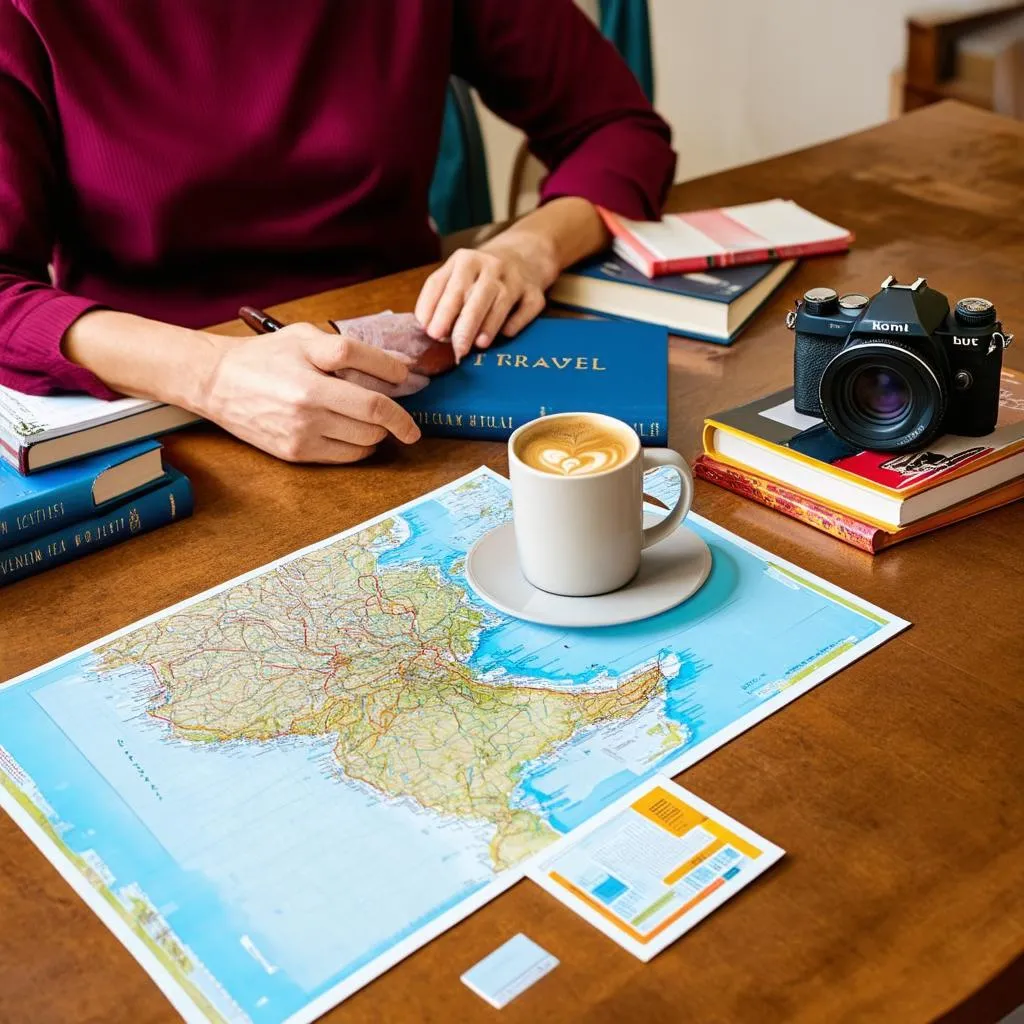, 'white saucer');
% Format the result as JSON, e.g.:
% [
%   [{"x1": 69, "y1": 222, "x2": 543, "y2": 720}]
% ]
[{"x1": 464, "y1": 516, "x2": 712, "y2": 628}]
